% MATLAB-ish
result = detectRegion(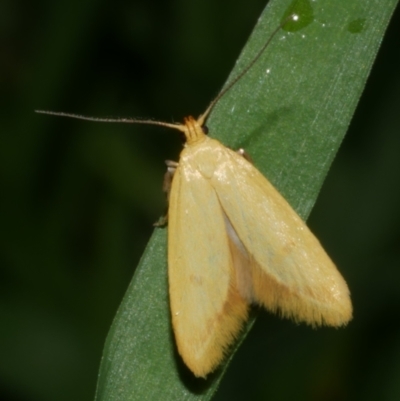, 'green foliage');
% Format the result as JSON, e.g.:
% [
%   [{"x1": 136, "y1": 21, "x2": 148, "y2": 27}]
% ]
[
  {"x1": 95, "y1": 0, "x2": 398, "y2": 400},
  {"x1": 1, "y1": 0, "x2": 399, "y2": 400}
]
